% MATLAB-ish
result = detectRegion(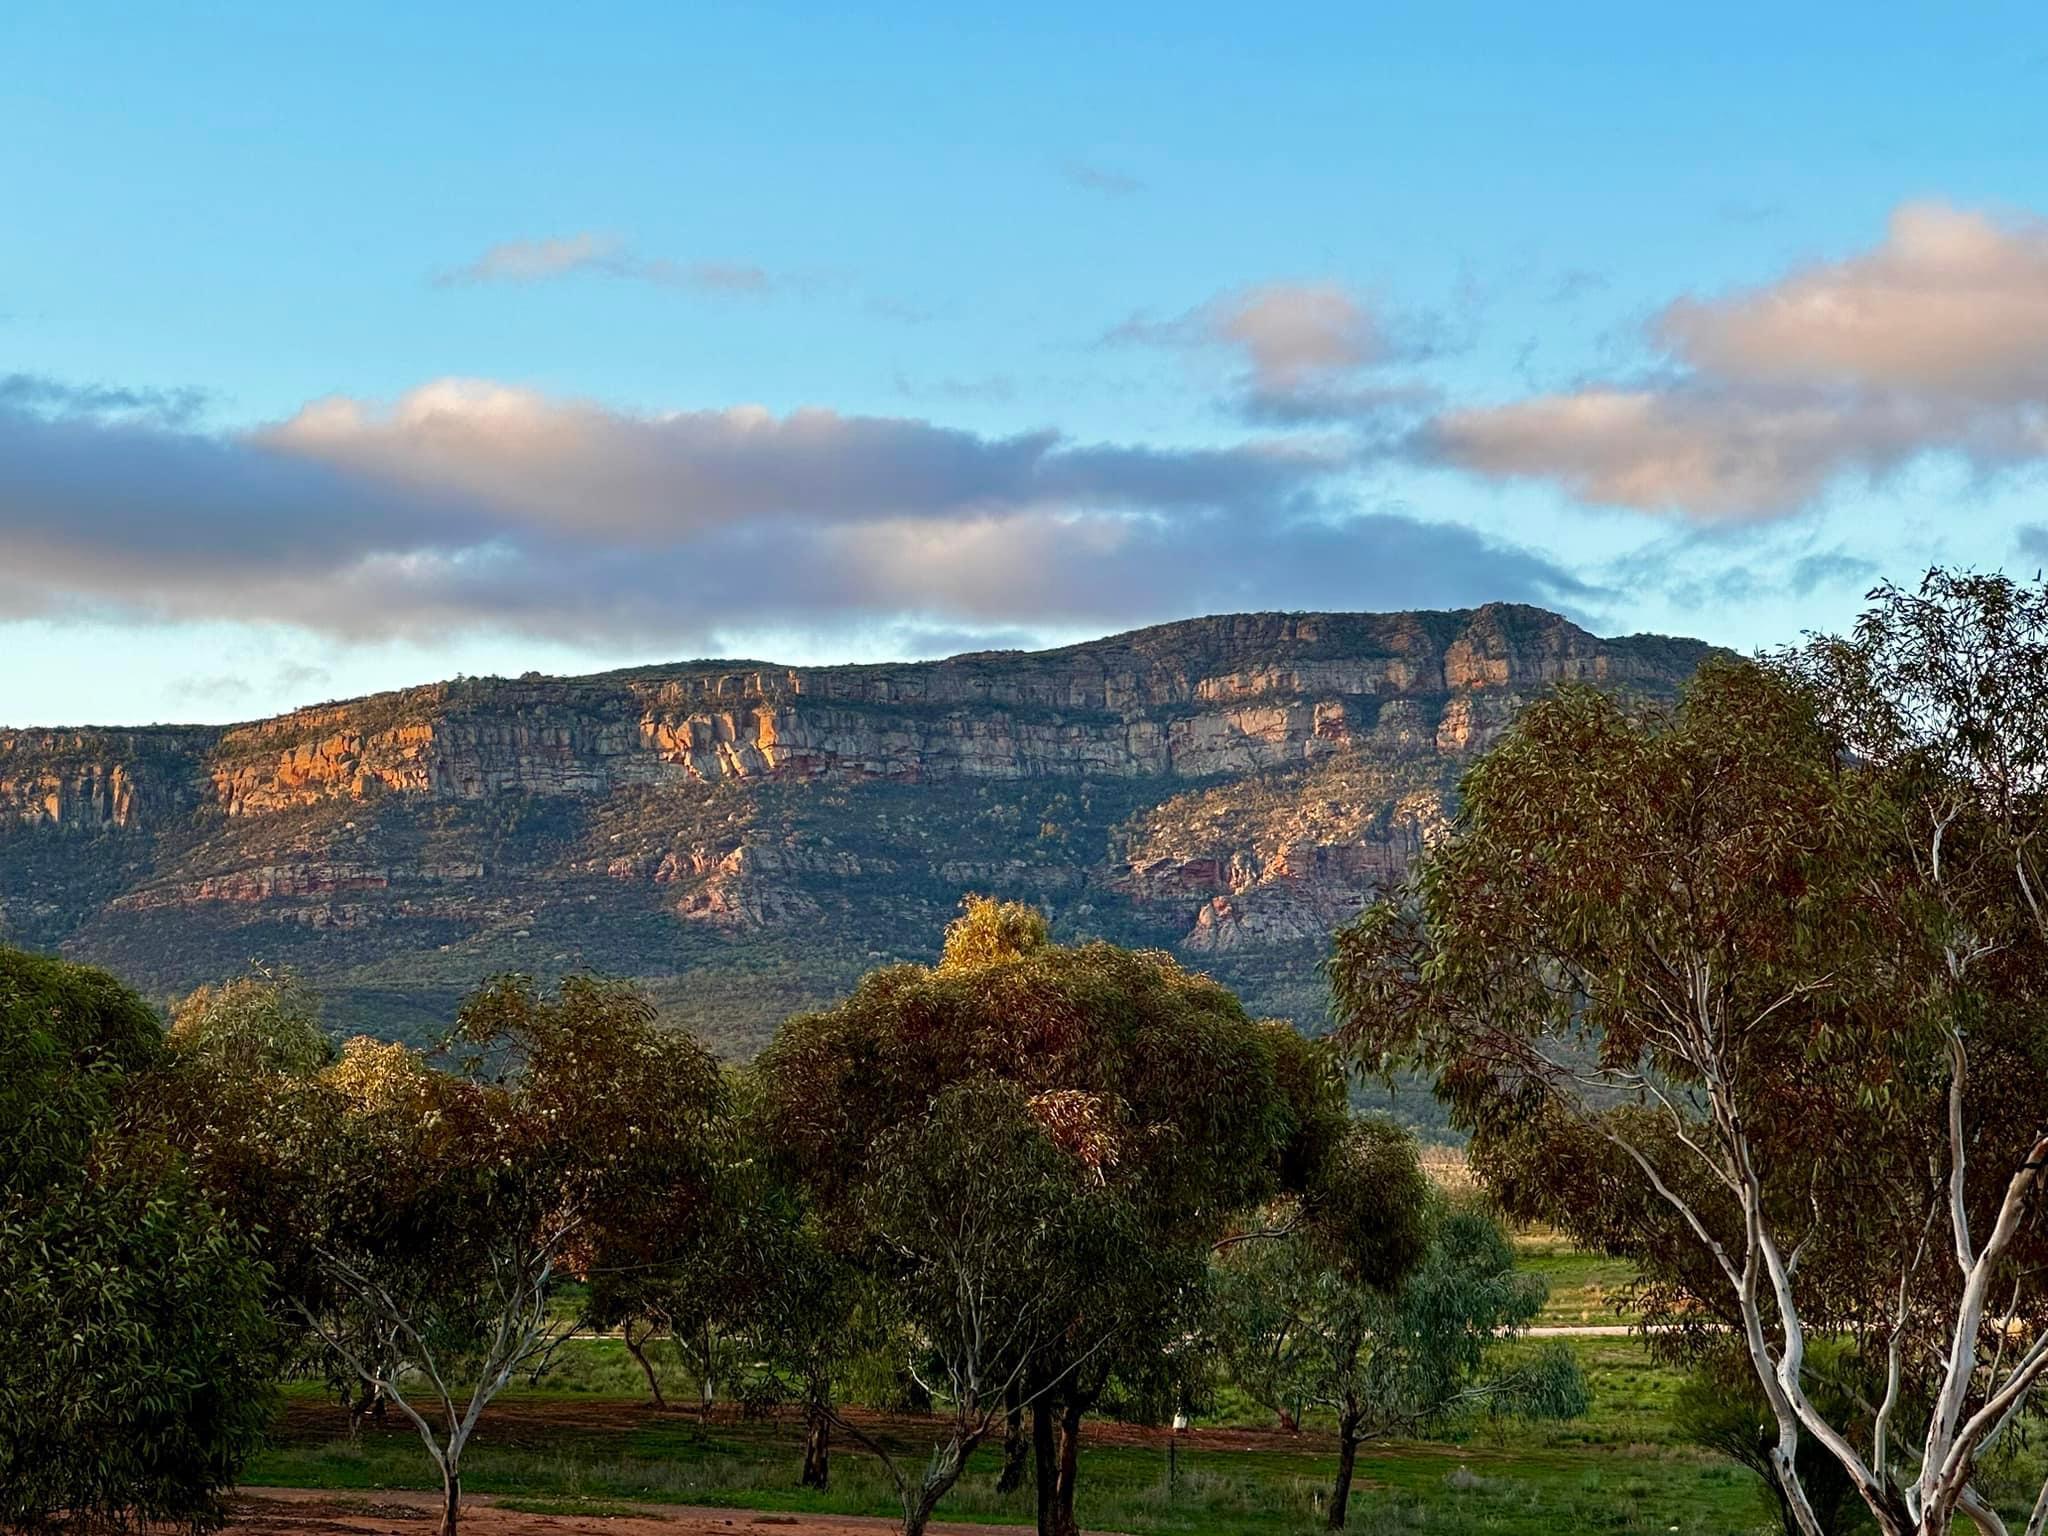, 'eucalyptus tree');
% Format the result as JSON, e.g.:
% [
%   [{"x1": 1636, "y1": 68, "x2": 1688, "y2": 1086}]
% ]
[
  {"x1": 0, "y1": 948, "x2": 274, "y2": 1534},
  {"x1": 834, "y1": 1077, "x2": 1129, "y2": 1536},
  {"x1": 1330, "y1": 574, "x2": 2048, "y2": 1536},
  {"x1": 152, "y1": 971, "x2": 366, "y2": 1414},
  {"x1": 1214, "y1": 1181, "x2": 1583, "y2": 1529},
  {"x1": 150, "y1": 965, "x2": 732, "y2": 1525},
  {"x1": 758, "y1": 897, "x2": 1372, "y2": 1536}
]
